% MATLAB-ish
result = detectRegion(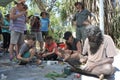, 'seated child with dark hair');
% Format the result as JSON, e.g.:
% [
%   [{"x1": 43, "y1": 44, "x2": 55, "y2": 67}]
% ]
[
  {"x1": 17, "y1": 34, "x2": 41, "y2": 65},
  {"x1": 39, "y1": 36, "x2": 58, "y2": 60}
]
